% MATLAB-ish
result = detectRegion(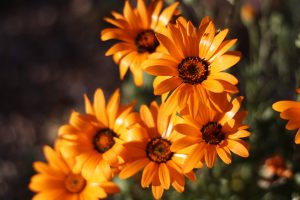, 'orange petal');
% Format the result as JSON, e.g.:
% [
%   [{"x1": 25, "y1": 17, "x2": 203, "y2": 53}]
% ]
[
  {"x1": 43, "y1": 146, "x2": 69, "y2": 174},
  {"x1": 84, "y1": 94, "x2": 94, "y2": 115},
  {"x1": 152, "y1": 185, "x2": 164, "y2": 200},
  {"x1": 205, "y1": 29, "x2": 229, "y2": 60},
  {"x1": 150, "y1": 0, "x2": 163, "y2": 29},
  {"x1": 107, "y1": 89, "x2": 120, "y2": 128},
  {"x1": 172, "y1": 181, "x2": 184, "y2": 193},
  {"x1": 158, "y1": 163, "x2": 170, "y2": 189},
  {"x1": 137, "y1": 0, "x2": 149, "y2": 28},
  {"x1": 199, "y1": 21, "x2": 216, "y2": 58},
  {"x1": 204, "y1": 145, "x2": 217, "y2": 168},
  {"x1": 143, "y1": 59, "x2": 178, "y2": 76},
  {"x1": 227, "y1": 130, "x2": 251, "y2": 139},
  {"x1": 94, "y1": 88, "x2": 108, "y2": 126},
  {"x1": 140, "y1": 105, "x2": 155, "y2": 128},
  {"x1": 29, "y1": 174, "x2": 64, "y2": 191},
  {"x1": 171, "y1": 136, "x2": 201, "y2": 152},
  {"x1": 82, "y1": 153, "x2": 102, "y2": 180},
  {"x1": 156, "y1": 33, "x2": 184, "y2": 61},
  {"x1": 210, "y1": 51, "x2": 241, "y2": 72},
  {"x1": 202, "y1": 79, "x2": 224, "y2": 93},
  {"x1": 208, "y1": 39, "x2": 238, "y2": 62},
  {"x1": 286, "y1": 119, "x2": 300, "y2": 130},
  {"x1": 123, "y1": 0, "x2": 139, "y2": 29},
  {"x1": 105, "y1": 43, "x2": 135, "y2": 56},
  {"x1": 163, "y1": 87, "x2": 180, "y2": 115},
  {"x1": 157, "y1": 2, "x2": 179, "y2": 27},
  {"x1": 272, "y1": 100, "x2": 300, "y2": 112},
  {"x1": 103, "y1": 17, "x2": 128, "y2": 28},
  {"x1": 98, "y1": 181, "x2": 120, "y2": 194},
  {"x1": 154, "y1": 77, "x2": 182, "y2": 95},
  {"x1": 216, "y1": 146, "x2": 232, "y2": 164},
  {"x1": 119, "y1": 158, "x2": 149, "y2": 179},
  {"x1": 280, "y1": 107, "x2": 300, "y2": 120},
  {"x1": 141, "y1": 162, "x2": 158, "y2": 188},
  {"x1": 33, "y1": 162, "x2": 64, "y2": 177},
  {"x1": 101, "y1": 28, "x2": 132, "y2": 42},
  {"x1": 174, "y1": 124, "x2": 200, "y2": 138},
  {"x1": 227, "y1": 139, "x2": 249, "y2": 157},
  {"x1": 209, "y1": 72, "x2": 238, "y2": 85},
  {"x1": 31, "y1": 189, "x2": 65, "y2": 200},
  {"x1": 69, "y1": 112, "x2": 94, "y2": 131},
  {"x1": 118, "y1": 51, "x2": 137, "y2": 79},
  {"x1": 183, "y1": 143, "x2": 205, "y2": 173}
]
